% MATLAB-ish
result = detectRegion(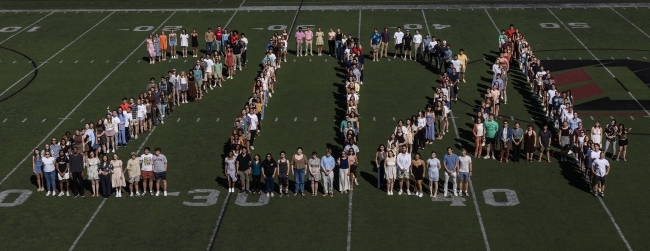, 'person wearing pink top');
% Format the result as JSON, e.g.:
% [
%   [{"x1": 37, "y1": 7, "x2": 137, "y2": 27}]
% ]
[
  {"x1": 295, "y1": 27, "x2": 306, "y2": 57},
  {"x1": 304, "y1": 27, "x2": 314, "y2": 56}
]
